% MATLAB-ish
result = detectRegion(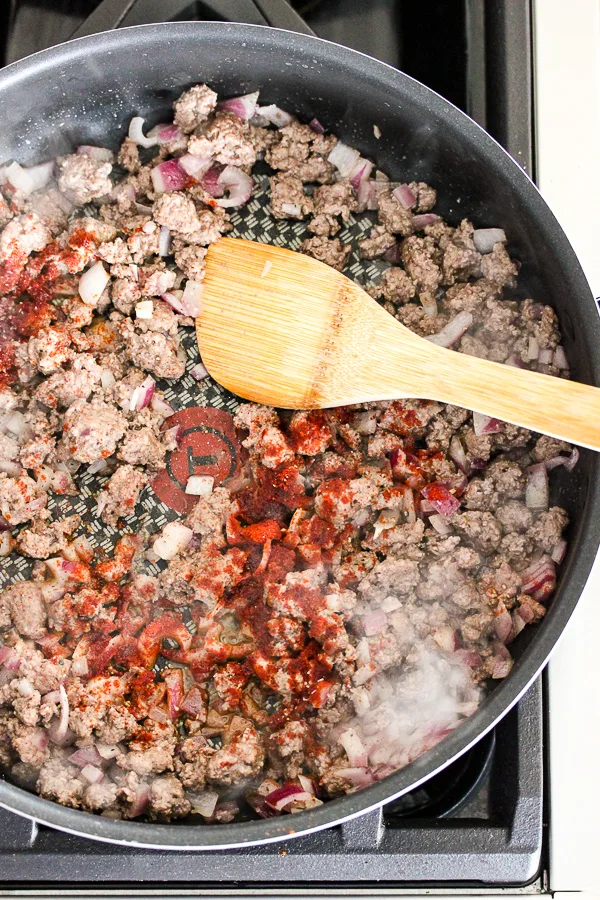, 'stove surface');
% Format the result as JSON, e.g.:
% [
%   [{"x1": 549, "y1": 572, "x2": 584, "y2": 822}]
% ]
[{"x1": 0, "y1": 0, "x2": 546, "y2": 893}]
